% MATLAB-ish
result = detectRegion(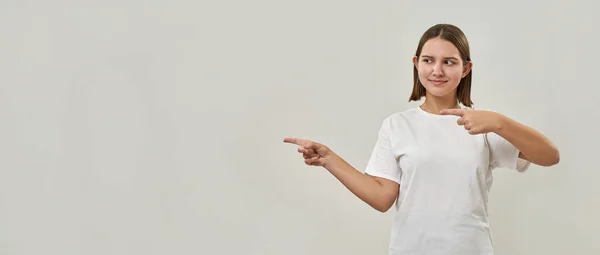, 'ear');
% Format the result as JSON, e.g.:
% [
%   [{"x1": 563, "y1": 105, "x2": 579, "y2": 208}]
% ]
[
  {"x1": 462, "y1": 61, "x2": 473, "y2": 78},
  {"x1": 412, "y1": 56, "x2": 419, "y2": 69}
]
